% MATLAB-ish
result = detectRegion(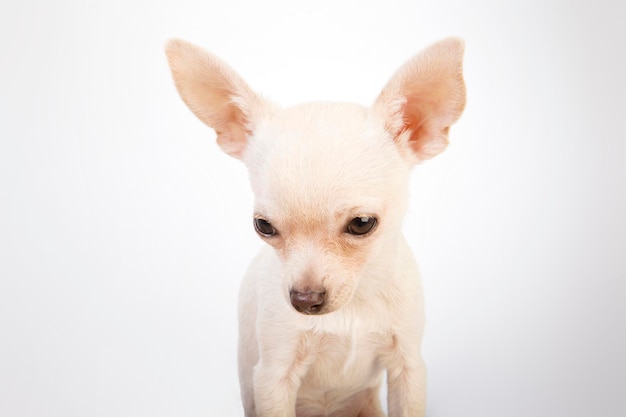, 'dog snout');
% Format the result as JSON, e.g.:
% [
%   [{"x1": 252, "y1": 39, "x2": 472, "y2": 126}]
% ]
[{"x1": 290, "y1": 290, "x2": 326, "y2": 314}]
